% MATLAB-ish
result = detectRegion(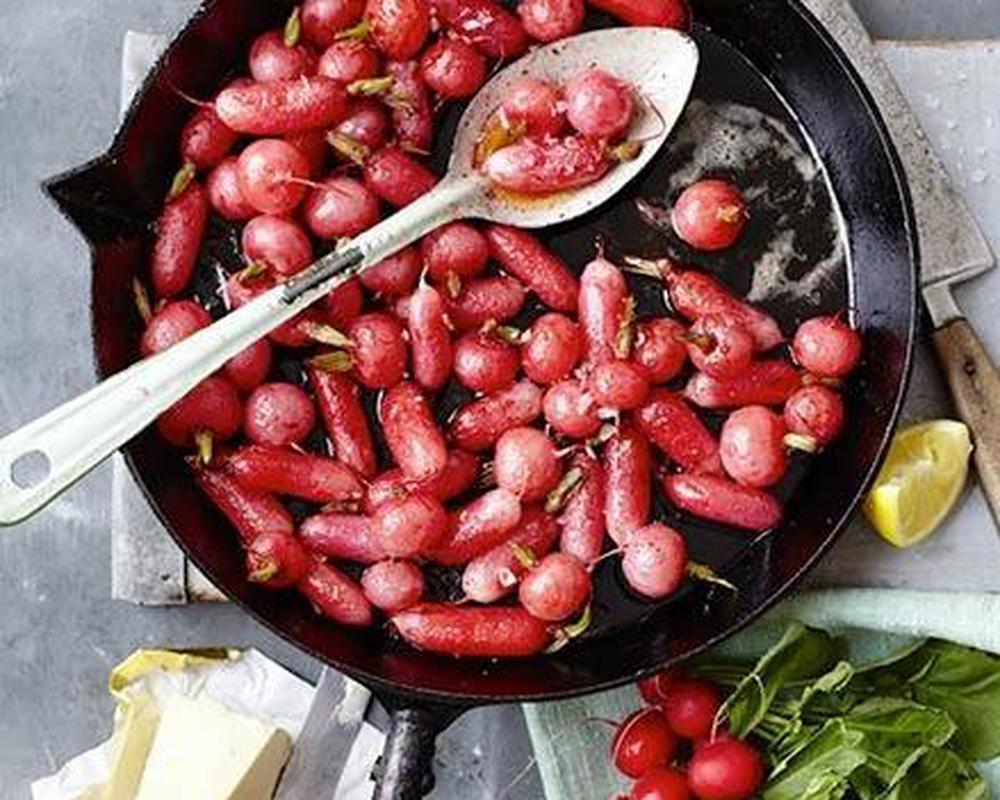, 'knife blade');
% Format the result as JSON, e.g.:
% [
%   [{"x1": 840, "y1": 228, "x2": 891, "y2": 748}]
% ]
[
  {"x1": 800, "y1": 0, "x2": 1000, "y2": 530},
  {"x1": 274, "y1": 668, "x2": 373, "y2": 799},
  {"x1": 802, "y1": 0, "x2": 994, "y2": 325}
]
